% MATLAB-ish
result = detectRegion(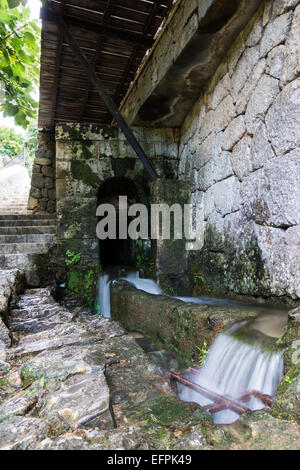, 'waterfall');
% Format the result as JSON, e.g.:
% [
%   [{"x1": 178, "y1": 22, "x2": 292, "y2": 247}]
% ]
[
  {"x1": 177, "y1": 322, "x2": 284, "y2": 424},
  {"x1": 120, "y1": 271, "x2": 163, "y2": 296},
  {"x1": 97, "y1": 271, "x2": 162, "y2": 318},
  {"x1": 98, "y1": 274, "x2": 111, "y2": 318}
]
